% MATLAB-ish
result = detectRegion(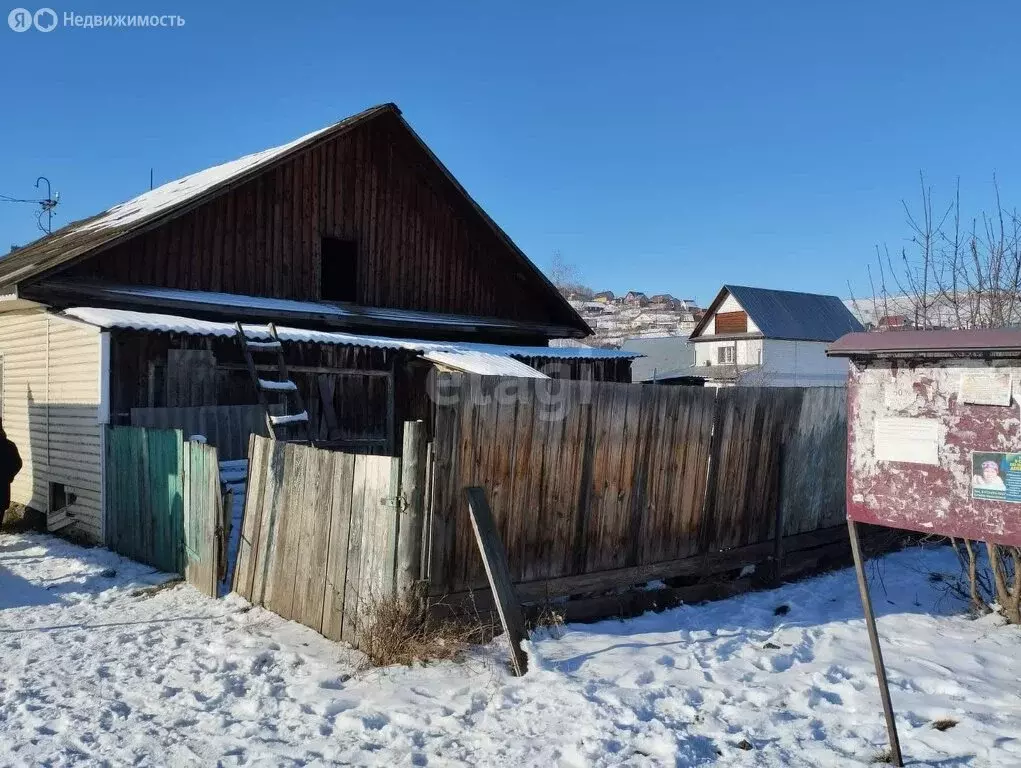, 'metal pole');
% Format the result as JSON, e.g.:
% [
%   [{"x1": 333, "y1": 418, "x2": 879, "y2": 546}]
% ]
[{"x1": 847, "y1": 518, "x2": 903, "y2": 766}]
